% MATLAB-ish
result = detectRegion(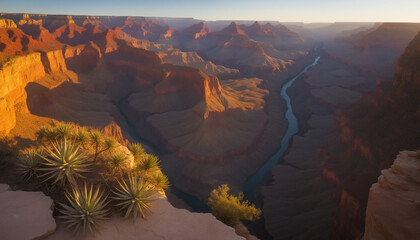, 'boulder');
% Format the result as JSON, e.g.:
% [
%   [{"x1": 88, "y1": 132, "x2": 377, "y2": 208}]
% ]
[{"x1": 0, "y1": 184, "x2": 56, "y2": 240}]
